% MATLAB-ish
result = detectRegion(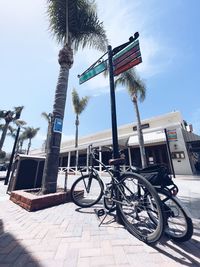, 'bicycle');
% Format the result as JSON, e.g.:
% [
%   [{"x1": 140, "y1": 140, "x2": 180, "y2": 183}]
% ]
[
  {"x1": 129, "y1": 164, "x2": 194, "y2": 242},
  {"x1": 71, "y1": 145, "x2": 165, "y2": 245}
]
